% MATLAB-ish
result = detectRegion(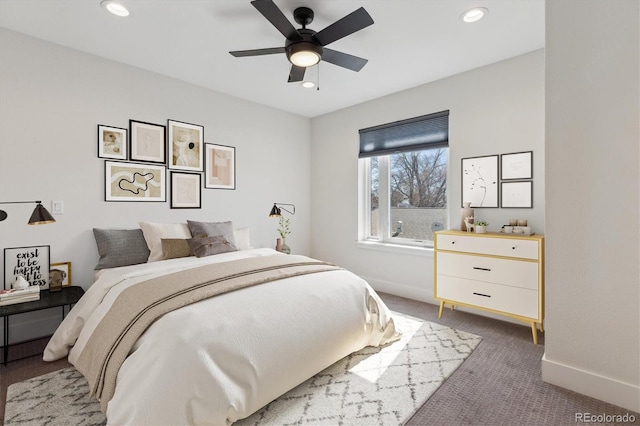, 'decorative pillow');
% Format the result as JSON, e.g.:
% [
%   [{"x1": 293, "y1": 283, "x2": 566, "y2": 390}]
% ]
[
  {"x1": 186, "y1": 220, "x2": 237, "y2": 250},
  {"x1": 233, "y1": 227, "x2": 251, "y2": 250},
  {"x1": 139, "y1": 222, "x2": 192, "y2": 262},
  {"x1": 161, "y1": 238, "x2": 193, "y2": 260},
  {"x1": 187, "y1": 235, "x2": 236, "y2": 258},
  {"x1": 93, "y1": 228, "x2": 150, "y2": 270}
]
